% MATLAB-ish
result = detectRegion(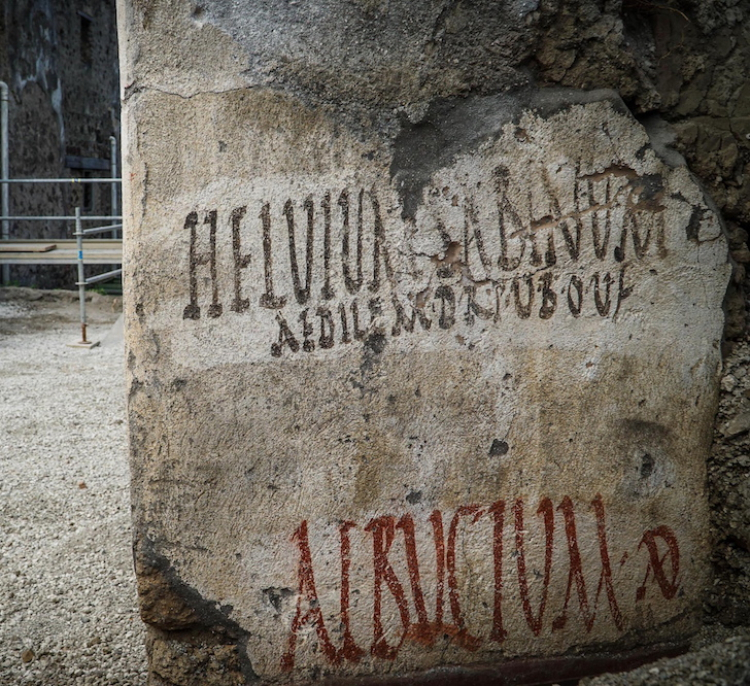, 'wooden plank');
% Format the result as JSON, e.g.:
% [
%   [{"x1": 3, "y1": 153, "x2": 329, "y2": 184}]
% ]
[
  {"x1": 0, "y1": 243, "x2": 57, "y2": 253},
  {"x1": 0, "y1": 239, "x2": 121, "y2": 264}
]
